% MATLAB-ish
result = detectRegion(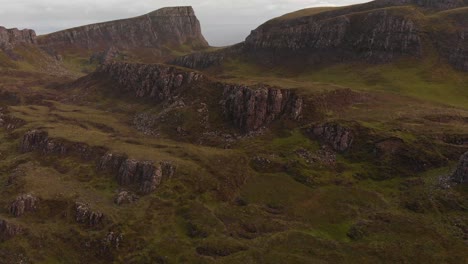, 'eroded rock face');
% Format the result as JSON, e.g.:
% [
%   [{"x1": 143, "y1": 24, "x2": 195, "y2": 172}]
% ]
[
  {"x1": 0, "y1": 26, "x2": 36, "y2": 50},
  {"x1": 20, "y1": 130, "x2": 106, "y2": 160},
  {"x1": 75, "y1": 203, "x2": 104, "y2": 227},
  {"x1": 97, "y1": 62, "x2": 203, "y2": 102},
  {"x1": 222, "y1": 85, "x2": 303, "y2": 132},
  {"x1": 39, "y1": 7, "x2": 208, "y2": 49},
  {"x1": 9, "y1": 194, "x2": 38, "y2": 217},
  {"x1": 38, "y1": 6, "x2": 208, "y2": 50},
  {"x1": 245, "y1": 7, "x2": 421, "y2": 62},
  {"x1": 307, "y1": 123, "x2": 355, "y2": 152},
  {"x1": 99, "y1": 152, "x2": 176, "y2": 194},
  {"x1": 0, "y1": 219, "x2": 22, "y2": 240},
  {"x1": 452, "y1": 152, "x2": 468, "y2": 184}
]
